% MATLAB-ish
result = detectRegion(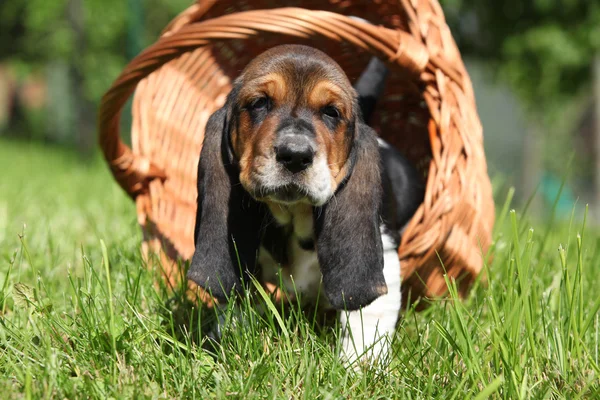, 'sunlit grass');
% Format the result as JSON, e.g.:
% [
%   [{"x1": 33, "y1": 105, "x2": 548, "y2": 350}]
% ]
[{"x1": 0, "y1": 138, "x2": 599, "y2": 398}]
